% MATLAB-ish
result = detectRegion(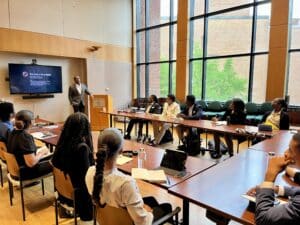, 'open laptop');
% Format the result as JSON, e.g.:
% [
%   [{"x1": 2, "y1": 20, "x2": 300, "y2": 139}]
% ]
[{"x1": 157, "y1": 149, "x2": 188, "y2": 177}]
